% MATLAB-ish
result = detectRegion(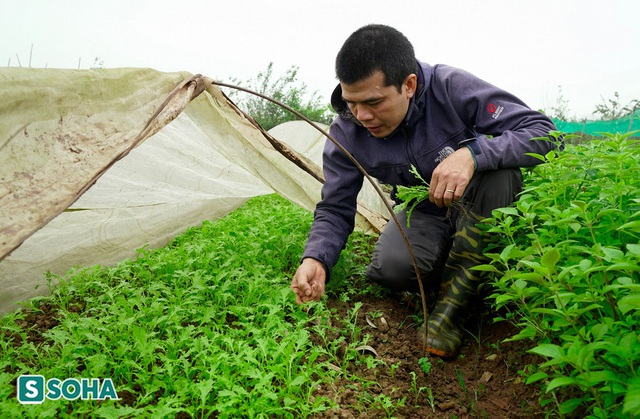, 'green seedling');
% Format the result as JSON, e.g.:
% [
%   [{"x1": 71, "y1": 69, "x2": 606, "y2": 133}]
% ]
[
  {"x1": 409, "y1": 371, "x2": 429, "y2": 408},
  {"x1": 426, "y1": 387, "x2": 436, "y2": 413},
  {"x1": 418, "y1": 357, "x2": 432, "y2": 374}
]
